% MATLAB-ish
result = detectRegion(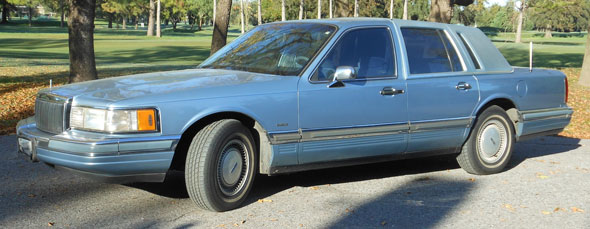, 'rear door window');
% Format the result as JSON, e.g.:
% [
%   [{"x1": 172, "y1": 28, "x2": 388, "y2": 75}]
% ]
[{"x1": 401, "y1": 28, "x2": 464, "y2": 74}]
